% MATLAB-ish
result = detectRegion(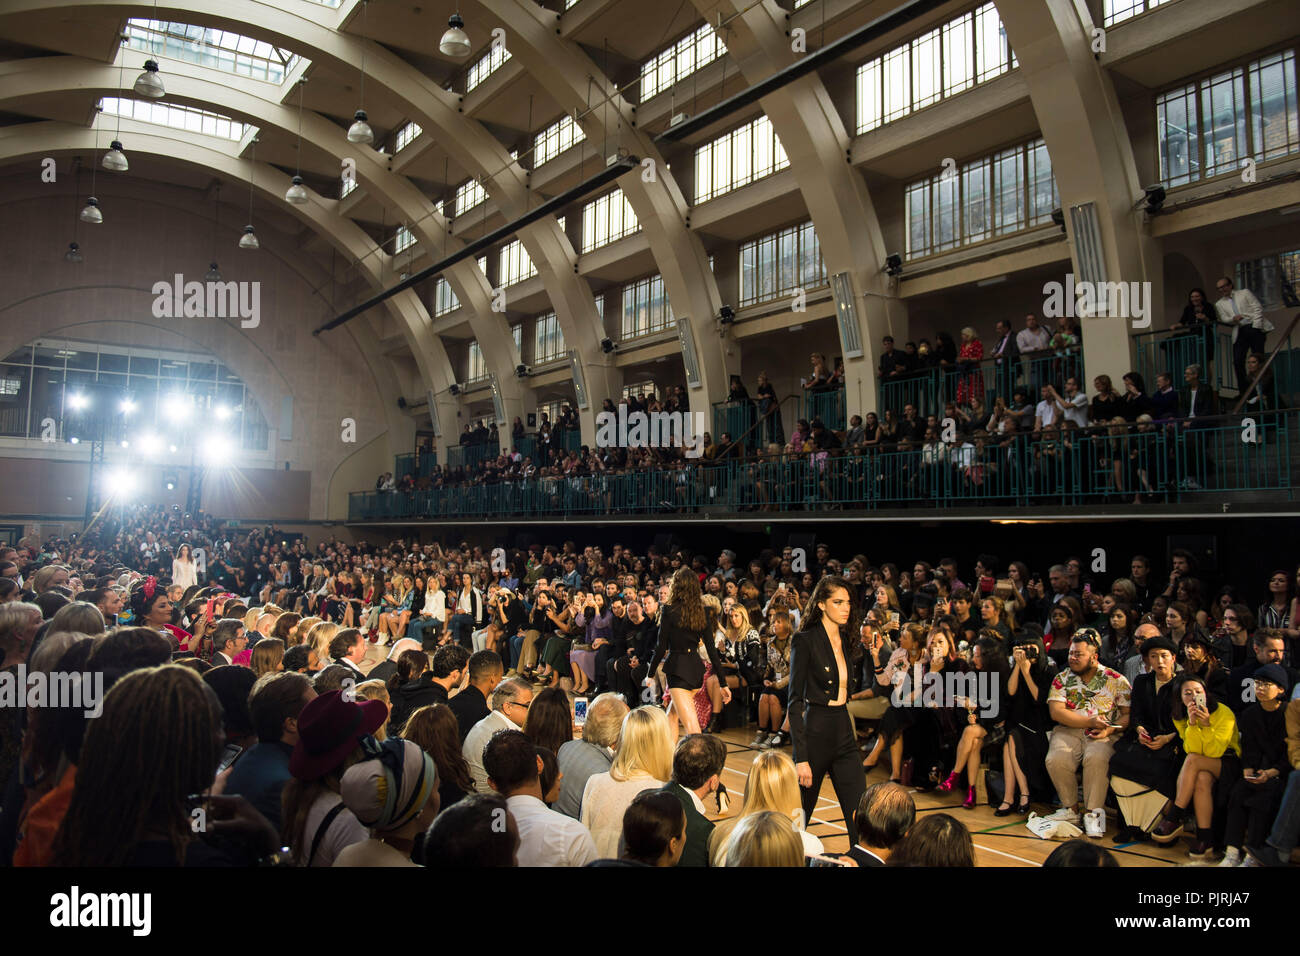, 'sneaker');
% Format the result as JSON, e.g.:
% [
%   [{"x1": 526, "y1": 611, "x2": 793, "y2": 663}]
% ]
[
  {"x1": 767, "y1": 733, "x2": 785, "y2": 749},
  {"x1": 1046, "y1": 807, "x2": 1081, "y2": 826},
  {"x1": 1217, "y1": 848, "x2": 1242, "y2": 867},
  {"x1": 1243, "y1": 843, "x2": 1286, "y2": 867},
  {"x1": 749, "y1": 730, "x2": 769, "y2": 748},
  {"x1": 1084, "y1": 808, "x2": 1106, "y2": 838}
]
